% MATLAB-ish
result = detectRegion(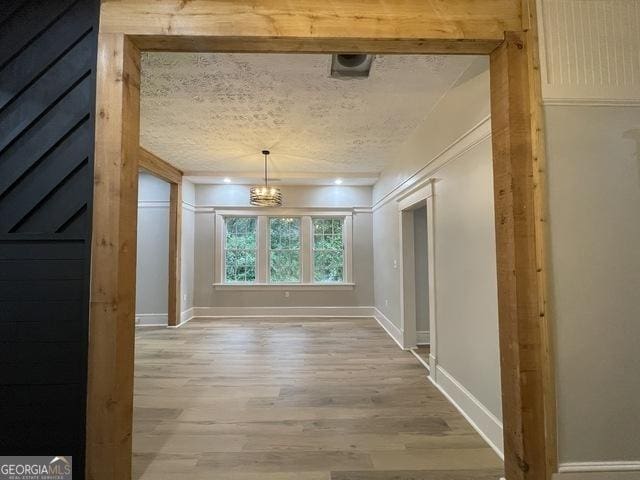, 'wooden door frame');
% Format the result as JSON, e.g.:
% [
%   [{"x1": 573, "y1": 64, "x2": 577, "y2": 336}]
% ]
[
  {"x1": 138, "y1": 147, "x2": 183, "y2": 327},
  {"x1": 87, "y1": 1, "x2": 556, "y2": 479}
]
